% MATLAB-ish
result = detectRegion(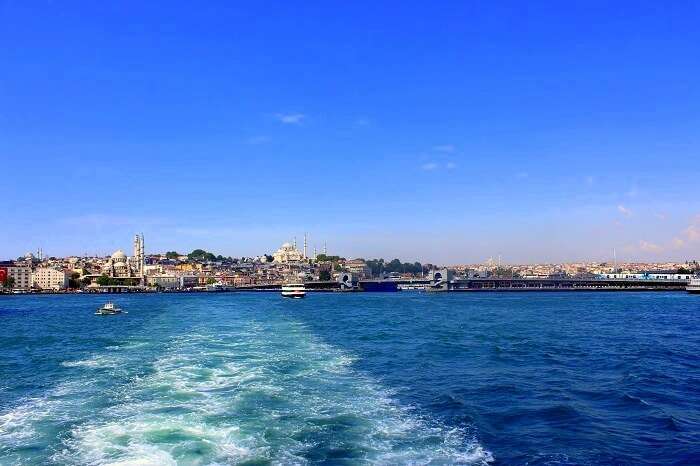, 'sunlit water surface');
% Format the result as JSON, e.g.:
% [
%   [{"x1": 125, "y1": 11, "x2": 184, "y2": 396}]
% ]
[{"x1": 1, "y1": 292, "x2": 698, "y2": 465}]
